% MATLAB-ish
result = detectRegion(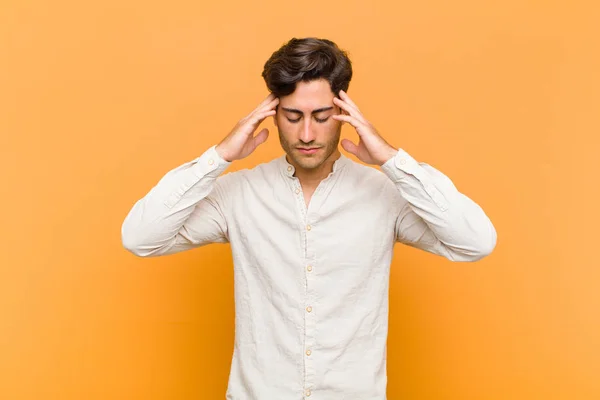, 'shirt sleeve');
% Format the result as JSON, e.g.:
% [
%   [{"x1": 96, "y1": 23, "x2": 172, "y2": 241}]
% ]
[
  {"x1": 380, "y1": 148, "x2": 497, "y2": 262},
  {"x1": 121, "y1": 145, "x2": 233, "y2": 257}
]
